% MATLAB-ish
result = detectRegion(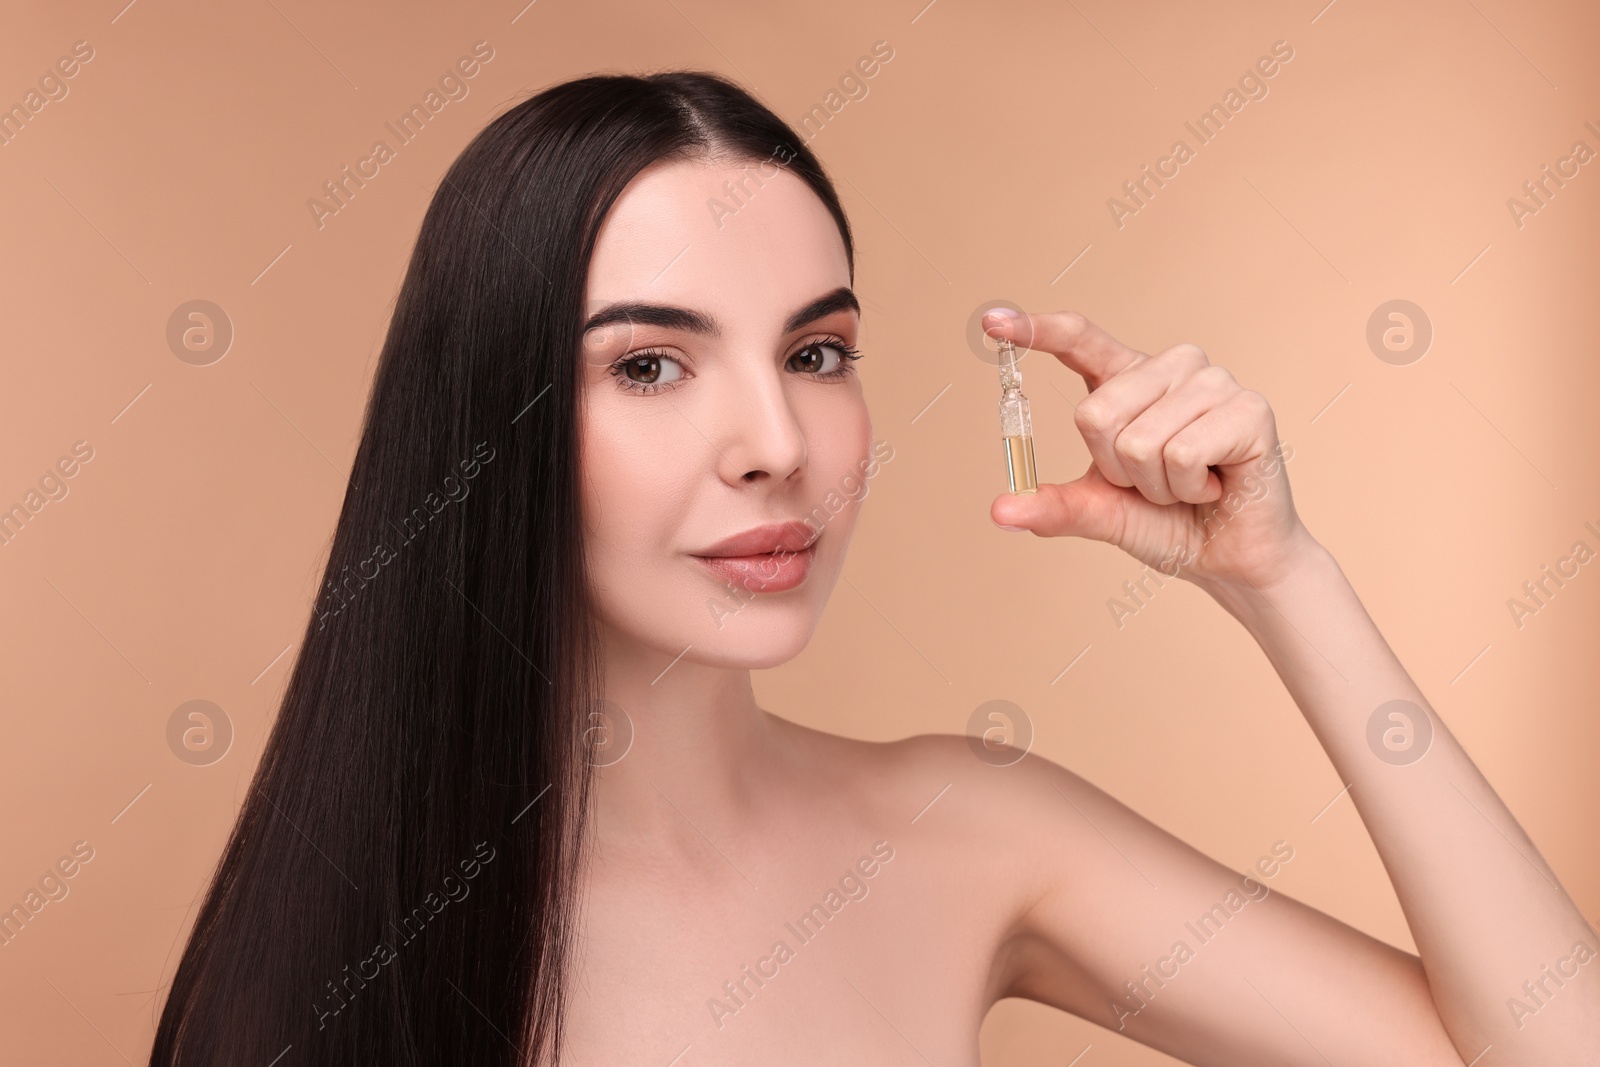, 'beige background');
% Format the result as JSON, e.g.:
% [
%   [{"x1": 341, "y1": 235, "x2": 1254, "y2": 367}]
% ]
[{"x1": 2, "y1": 0, "x2": 1597, "y2": 1062}]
